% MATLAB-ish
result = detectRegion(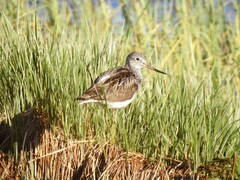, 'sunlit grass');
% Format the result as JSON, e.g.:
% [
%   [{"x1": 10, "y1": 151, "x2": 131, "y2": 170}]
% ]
[{"x1": 0, "y1": 0, "x2": 240, "y2": 178}]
